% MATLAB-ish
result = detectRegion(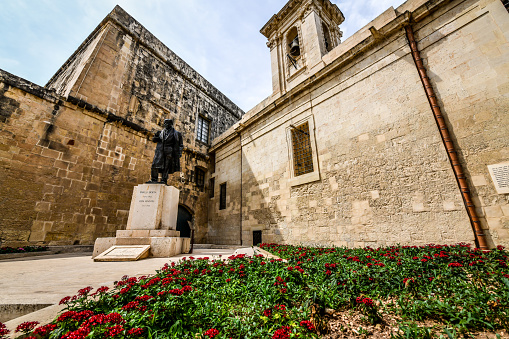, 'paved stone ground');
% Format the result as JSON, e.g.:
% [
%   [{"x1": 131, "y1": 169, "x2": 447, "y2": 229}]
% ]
[{"x1": 1, "y1": 247, "x2": 262, "y2": 336}]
